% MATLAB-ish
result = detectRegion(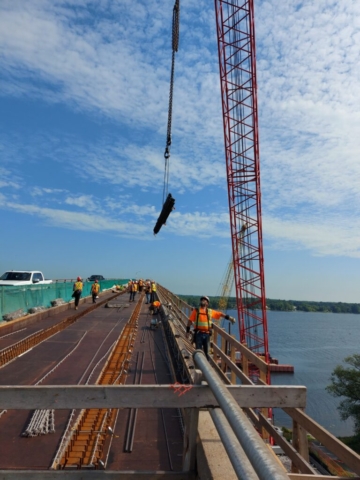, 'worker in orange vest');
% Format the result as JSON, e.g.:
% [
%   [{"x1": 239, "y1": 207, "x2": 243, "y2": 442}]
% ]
[
  {"x1": 186, "y1": 296, "x2": 235, "y2": 359},
  {"x1": 149, "y1": 300, "x2": 161, "y2": 315}
]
